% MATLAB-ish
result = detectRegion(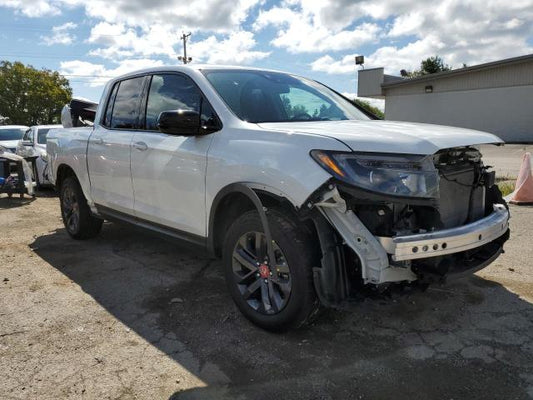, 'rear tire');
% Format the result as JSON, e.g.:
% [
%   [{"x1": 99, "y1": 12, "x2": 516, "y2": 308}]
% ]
[
  {"x1": 60, "y1": 176, "x2": 103, "y2": 240},
  {"x1": 33, "y1": 164, "x2": 41, "y2": 191},
  {"x1": 222, "y1": 208, "x2": 318, "y2": 332}
]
